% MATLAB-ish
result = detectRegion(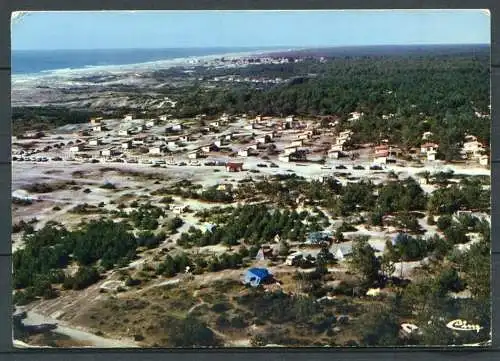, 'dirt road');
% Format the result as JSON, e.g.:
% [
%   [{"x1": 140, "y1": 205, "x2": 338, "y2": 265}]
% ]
[{"x1": 21, "y1": 311, "x2": 139, "y2": 348}]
